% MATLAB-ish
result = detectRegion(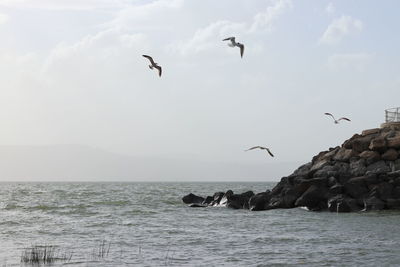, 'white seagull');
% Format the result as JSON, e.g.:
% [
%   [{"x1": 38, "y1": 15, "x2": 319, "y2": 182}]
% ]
[
  {"x1": 222, "y1": 37, "x2": 244, "y2": 58},
  {"x1": 324, "y1": 113, "x2": 351, "y2": 124},
  {"x1": 245, "y1": 146, "x2": 274, "y2": 157},
  {"x1": 142, "y1": 55, "x2": 162, "y2": 77}
]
